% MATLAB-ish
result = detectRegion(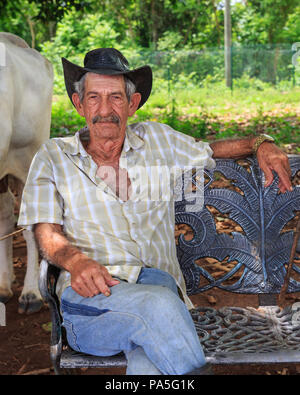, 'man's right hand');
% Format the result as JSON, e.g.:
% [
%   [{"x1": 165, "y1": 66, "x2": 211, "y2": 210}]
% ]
[
  {"x1": 34, "y1": 223, "x2": 120, "y2": 298},
  {"x1": 69, "y1": 257, "x2": 120, "y2": 298}
]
